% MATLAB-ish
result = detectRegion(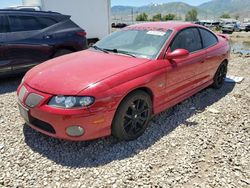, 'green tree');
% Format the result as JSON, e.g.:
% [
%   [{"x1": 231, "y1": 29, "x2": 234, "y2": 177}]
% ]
[
  {"x1": 136, "y1": 12, "x2": 148, "y2": 21},
  {"x1": 185, "y1": 9, "x2": 198, "y2": 21},
  {"x1": 175, "y1": 15, "x2": 183, "y2": 20},
  {"x1": 152, "y1": 13, "x2": 162, "y2": 21},
  {"x1": 163, "y1": 13, "x2": 176, "y2": 21},
  {"x1": 220, "y1": 13, "x2": 231, "y2": 19},
  {"x1": 234, "y1": 14, "x2": 240, "y2": 20}
]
